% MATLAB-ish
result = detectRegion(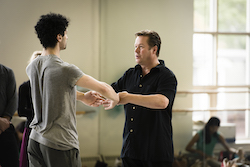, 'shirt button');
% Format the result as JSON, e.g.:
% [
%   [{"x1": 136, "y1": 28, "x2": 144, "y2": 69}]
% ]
[
  {"x1": 139, "y1": 84, "x2": 142, "y2": 87},
  {"x1": 140, "y1": 75, "x2": 143, "y2": 77},
  {"x1": 131, "y1": 118, "x2": 134, "y2": 121},
  {"x1": 130, "y1": 129, "x2": 133, "y2": 133},
  {"x1": 132, "y1": 106, "x2": 136, "y2": 109}
]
